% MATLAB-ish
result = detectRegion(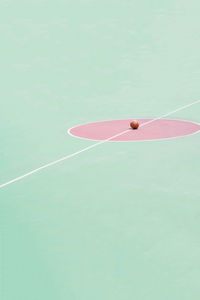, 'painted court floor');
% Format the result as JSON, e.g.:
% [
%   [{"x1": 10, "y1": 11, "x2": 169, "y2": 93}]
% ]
[{"x1": 1, "y1": 1, "x2": 200, "y2": 300}]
